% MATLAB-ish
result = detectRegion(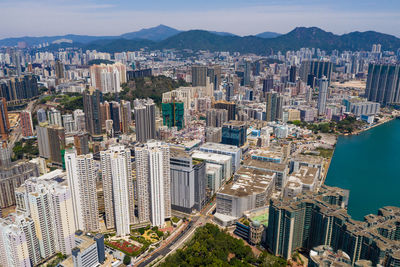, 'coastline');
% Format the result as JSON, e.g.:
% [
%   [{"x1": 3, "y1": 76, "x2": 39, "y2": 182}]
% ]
[
  {"x1": 343, "y1": 114, "x2": 398, "y2": 136},
  {"x1": 322, "y1": 115, "x2": 395, "y2": 183}
]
